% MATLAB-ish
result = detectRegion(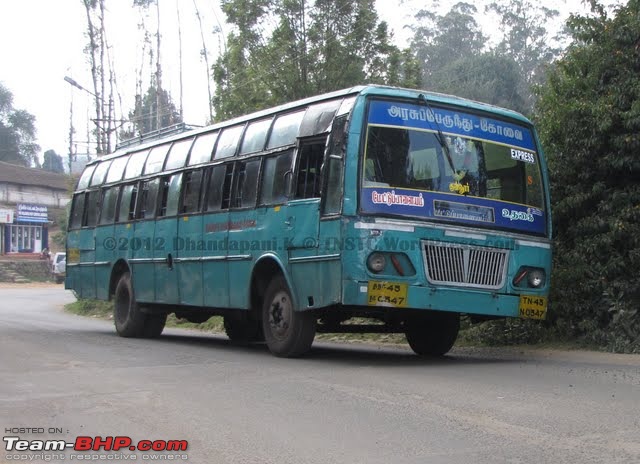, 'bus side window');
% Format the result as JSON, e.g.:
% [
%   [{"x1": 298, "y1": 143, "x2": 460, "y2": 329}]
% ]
[
  {"x1": 260, "y1": 151, "x2": 292, "y2": 205},
  {"x1": 117, "y1": 184, "x2": 138, "y2": 223},
  {"x1": 69, "y1": 193, "x2": 86, "y2": 230},
  {"x1": 231, "y1": 159, "x2": 260, "y2": 208},
  {"x1": 181, "y1": 170, "x2": 204, "y2": 214},
  {"x1": 137, "y1": 178, "x2": 160, "y2": 219},
  {"x1": 206, "y1": 164, "x2": 229, "y2": 212},
  {"x1": 158, "y1": 173, "x2": 182, "y2": 218},
  {"x1": 99, "y1": 187, "x2": 119, "y2": 225},
  {"x1": 296, "y1": 141, "x2": 324, "y2": 199},
  {"x1": 82, "y1": 190, "x2": 101, "y2": 227}
]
